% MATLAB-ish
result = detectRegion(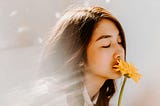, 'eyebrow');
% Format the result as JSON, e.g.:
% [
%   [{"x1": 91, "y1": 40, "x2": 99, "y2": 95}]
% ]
[{"x1": 96, "y1": 35, "x2": 112, "y2": 42}]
